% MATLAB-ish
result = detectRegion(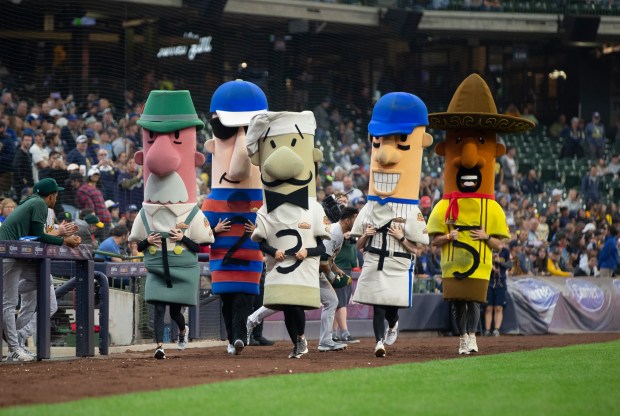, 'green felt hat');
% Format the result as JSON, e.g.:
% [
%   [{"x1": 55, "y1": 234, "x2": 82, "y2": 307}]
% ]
[{"x1": 137, "y1": 90, "x2": 205, "y2": 133}]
